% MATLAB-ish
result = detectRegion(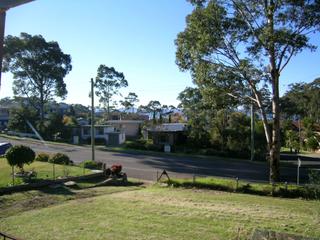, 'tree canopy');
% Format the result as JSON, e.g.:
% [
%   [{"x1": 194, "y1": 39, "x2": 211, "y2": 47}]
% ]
[
  {"x1": 281, "y1": 78, "x2": 320, "y2": 122},
  {"x1": 176, "y1": 0, "x2": 320, "y2": 182},
  {"x1": 3, "y1": 32, "x2": 72, "y2": 121},
  {"x1": 120, "y1": 92, "x2": 139, "y2": 112},
  {"x1": 95, "y1": 65, "x2": 128, "y2": 118}
]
